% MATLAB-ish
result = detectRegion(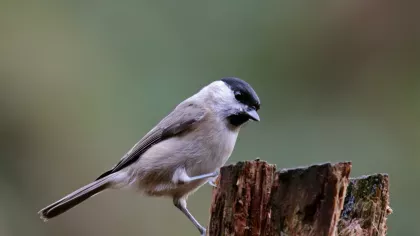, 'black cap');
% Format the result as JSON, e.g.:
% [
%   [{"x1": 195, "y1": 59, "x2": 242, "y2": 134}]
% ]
[{"x1": 221, "y1": 77, "x2": 260, "y2": 110}]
